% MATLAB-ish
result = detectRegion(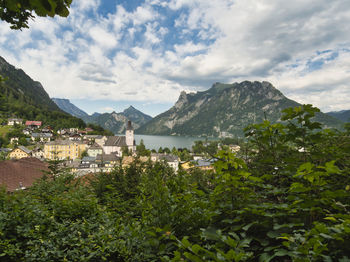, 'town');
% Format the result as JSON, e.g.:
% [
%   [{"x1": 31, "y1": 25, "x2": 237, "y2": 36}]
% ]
[{"x1": 0, "y1": 117, "x2": 239, "y2": 191}]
